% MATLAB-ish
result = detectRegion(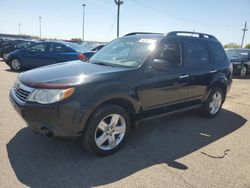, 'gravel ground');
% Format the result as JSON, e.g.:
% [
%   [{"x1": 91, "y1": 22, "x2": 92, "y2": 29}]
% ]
[{"x1": 0, "y1": 60, "x2": 249, "y2": 188}]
